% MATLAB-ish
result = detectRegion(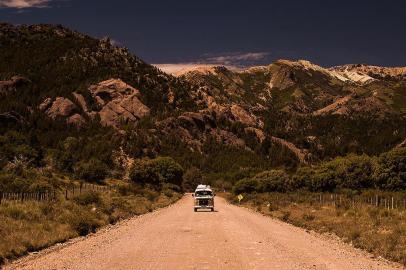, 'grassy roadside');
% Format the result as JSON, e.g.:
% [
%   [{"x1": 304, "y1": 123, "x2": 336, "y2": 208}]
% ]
[
  {"x1": 0, "y1": 181, "x2": 182, "y2": 266},
  {"x1": 223, "y1": 192, "x2": 406, "y2": 266}
]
